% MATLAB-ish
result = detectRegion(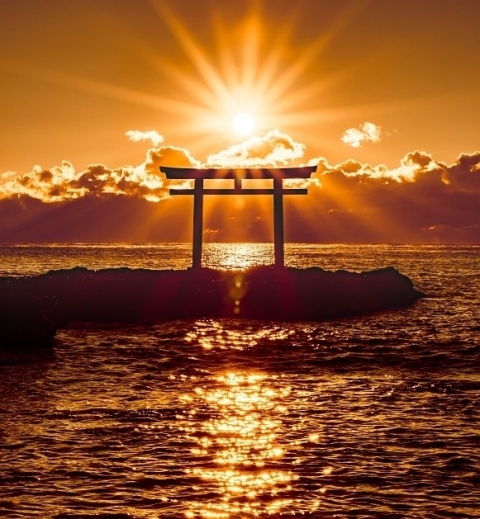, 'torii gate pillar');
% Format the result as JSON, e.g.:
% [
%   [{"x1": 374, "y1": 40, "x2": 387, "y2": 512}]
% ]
[
  {"x1": 160, "y1": 166, "x2": 317, "y2": 268},
  {"x1": 192, "y1": 178, "x2": 204, "y2": 269},
  {"x1": 273, "y1": 176, "x2": 285, "y2": 267}
]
